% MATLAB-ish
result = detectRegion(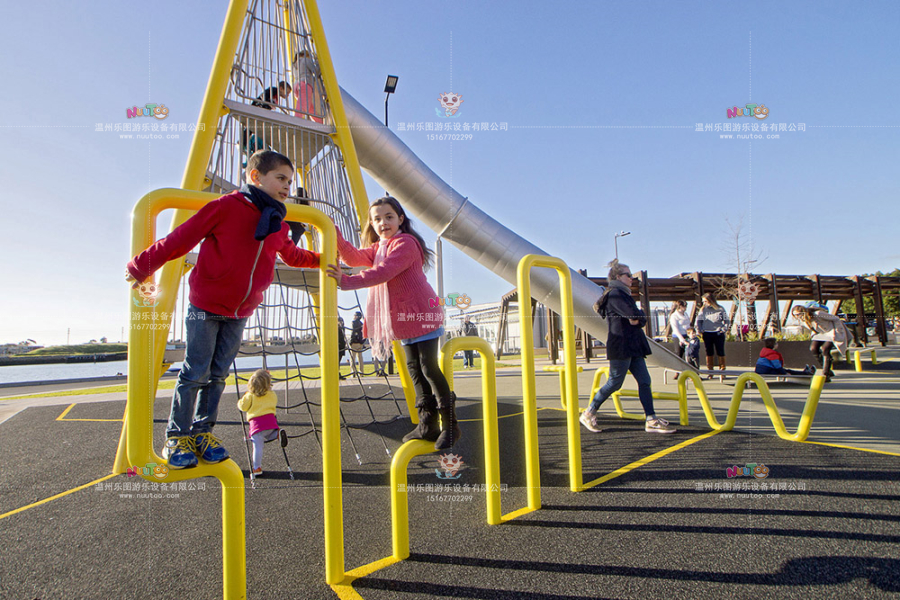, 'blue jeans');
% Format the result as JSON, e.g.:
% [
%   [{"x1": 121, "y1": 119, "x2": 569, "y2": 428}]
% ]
[
  {"x1": 167, "y1": 304, "x2": 247, "y2": 437},
  {"x1": 589, "y1": 356, "x2": 655, "y2": 417}
]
